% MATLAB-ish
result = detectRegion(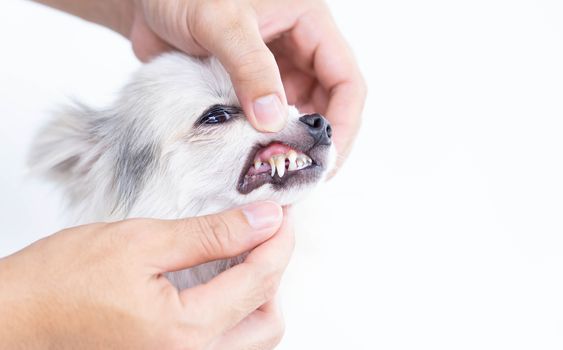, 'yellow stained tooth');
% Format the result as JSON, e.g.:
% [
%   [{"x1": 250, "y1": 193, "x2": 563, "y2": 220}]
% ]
[
  {"x1": 269, "y1": 158, "x2": 276, "y2": 177},
  {"x1": 275, "y1": 156, "x2": 286, "y2": 177}
]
